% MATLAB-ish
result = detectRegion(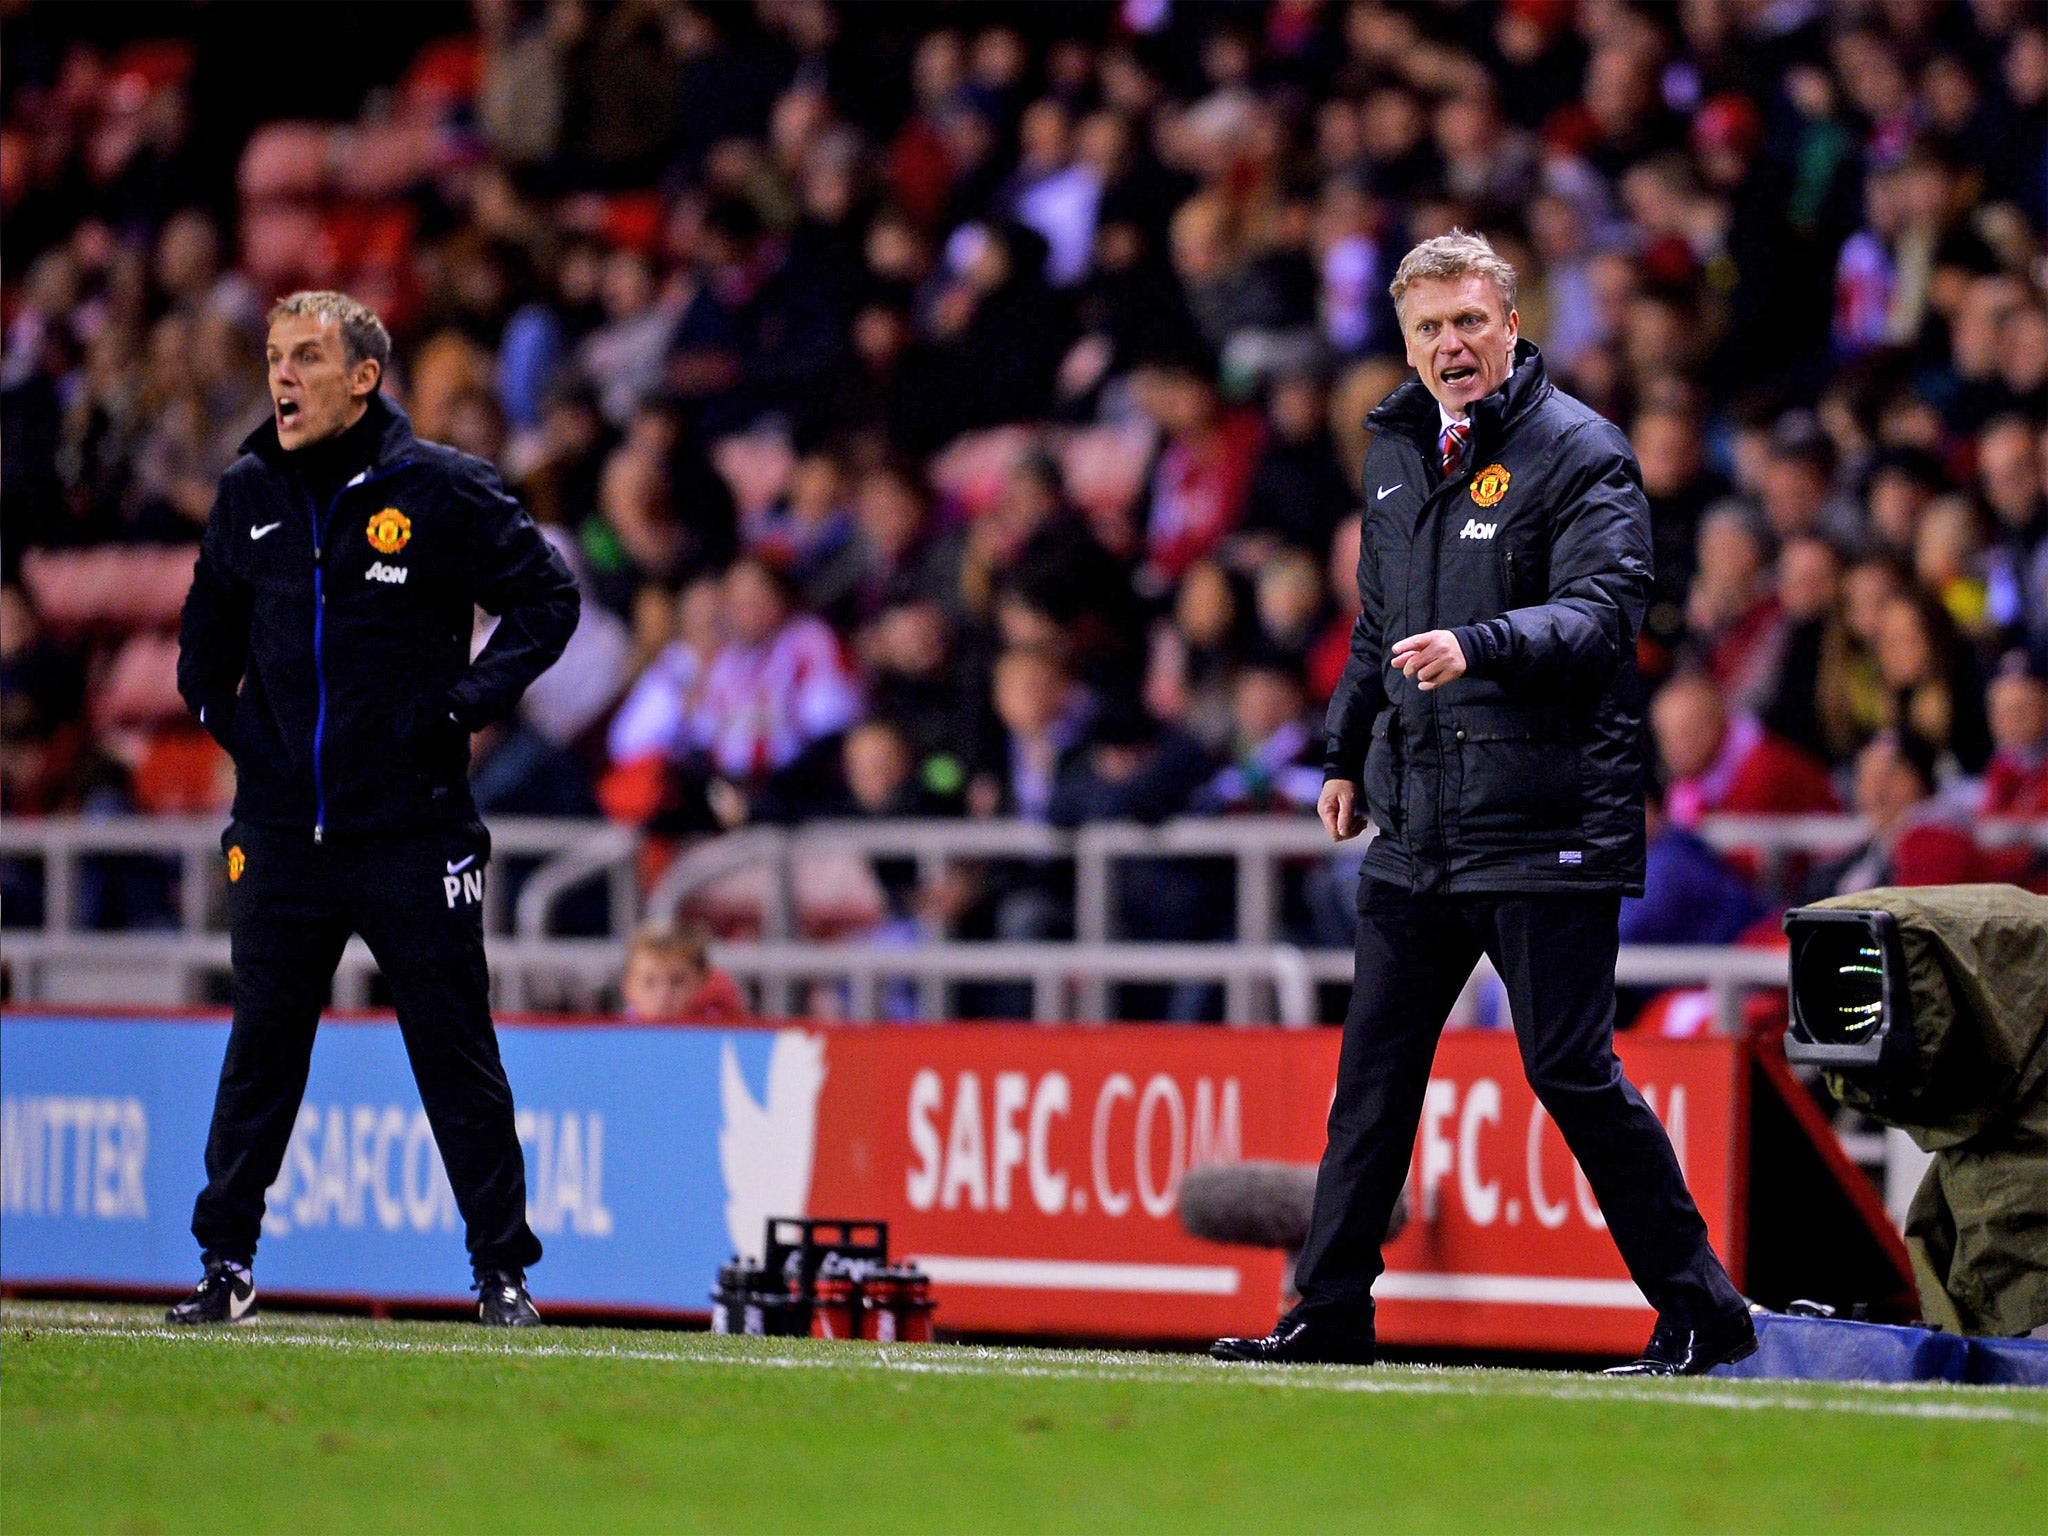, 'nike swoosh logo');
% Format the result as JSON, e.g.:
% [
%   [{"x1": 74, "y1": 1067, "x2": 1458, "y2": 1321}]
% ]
[
  {"x1": 1376, "y1": 484, "x2": 1403, "y2": 500},
  {"x1": 250, "y1": 522, "x2": 282, "y2": 540},
  {"x1": 229, "y1": 1285, "x2": 254, "y2": 1320},
  {"x1": 446, "y1": 856, "x2": 476, "y2": 874}
]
